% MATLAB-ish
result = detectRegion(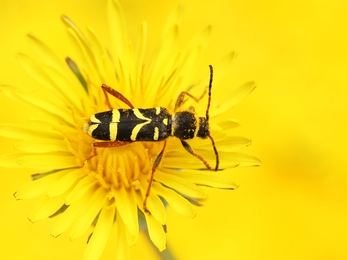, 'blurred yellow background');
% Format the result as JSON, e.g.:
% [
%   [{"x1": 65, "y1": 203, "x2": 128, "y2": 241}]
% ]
[{"x1": 1, "y1": 0, "x2": 347, "y2": 259}]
